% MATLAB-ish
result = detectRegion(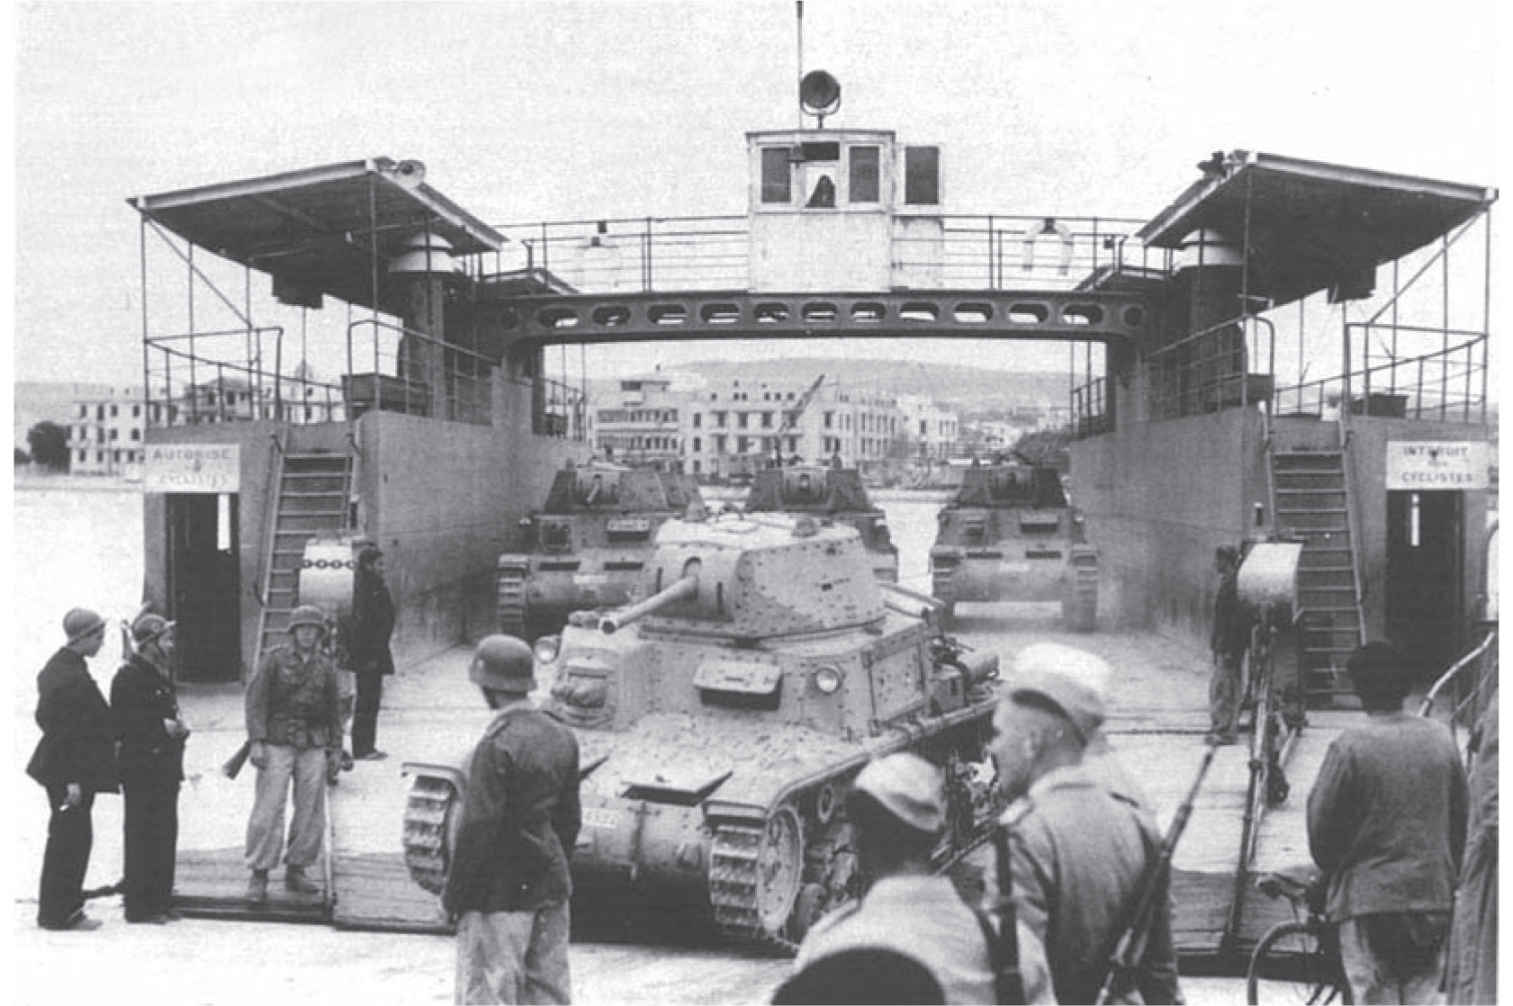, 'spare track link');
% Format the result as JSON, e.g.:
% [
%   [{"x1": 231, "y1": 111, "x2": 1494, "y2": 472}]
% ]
[
  {"x1": 708, "y1": 821, "x2": 799, "y2": 953},
  {"x1": 402, "y1": 776, "x2": 453, "y2": 895},
  {"x1": 497, "y1": 566, "x2": 528, "y2": 638}
]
